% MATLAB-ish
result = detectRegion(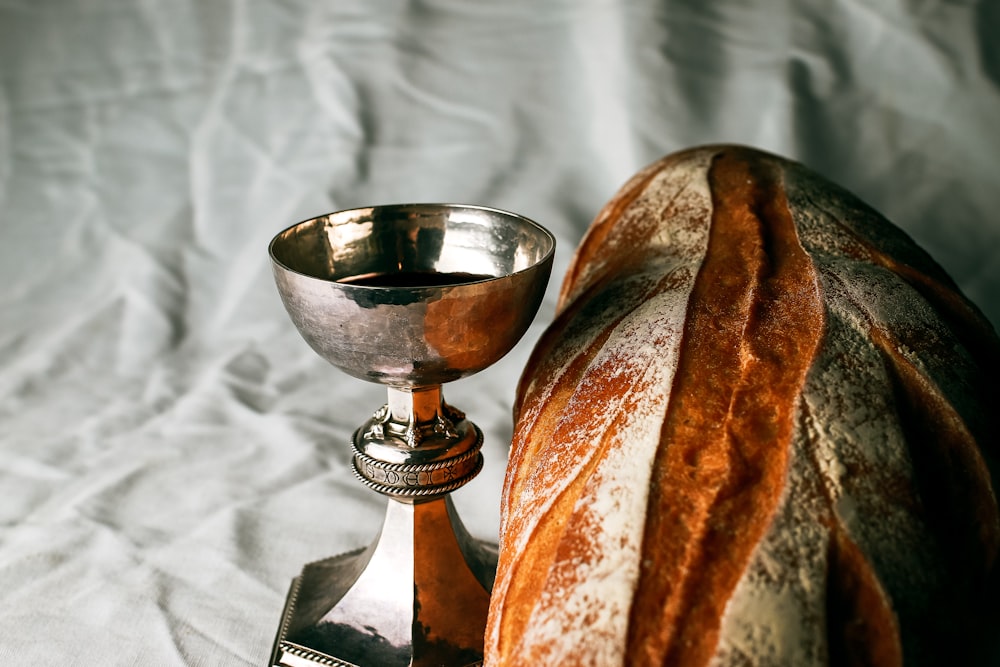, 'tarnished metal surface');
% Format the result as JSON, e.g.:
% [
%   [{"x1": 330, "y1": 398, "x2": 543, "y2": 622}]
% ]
[
  {"x1": 270, "y1": 498, "x2": 498, "y2": 667},
  {"x1": 269, "y1": 203, "x2": 555, "y2": 387}
]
